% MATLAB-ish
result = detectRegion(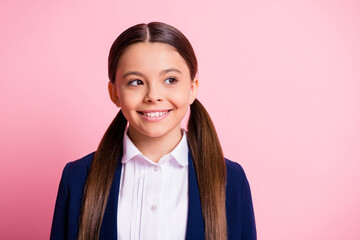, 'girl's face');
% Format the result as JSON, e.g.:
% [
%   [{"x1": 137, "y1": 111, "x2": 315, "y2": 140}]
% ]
[{"x1": 108, "y1": 42, "x2": 198, "y2": 141}]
